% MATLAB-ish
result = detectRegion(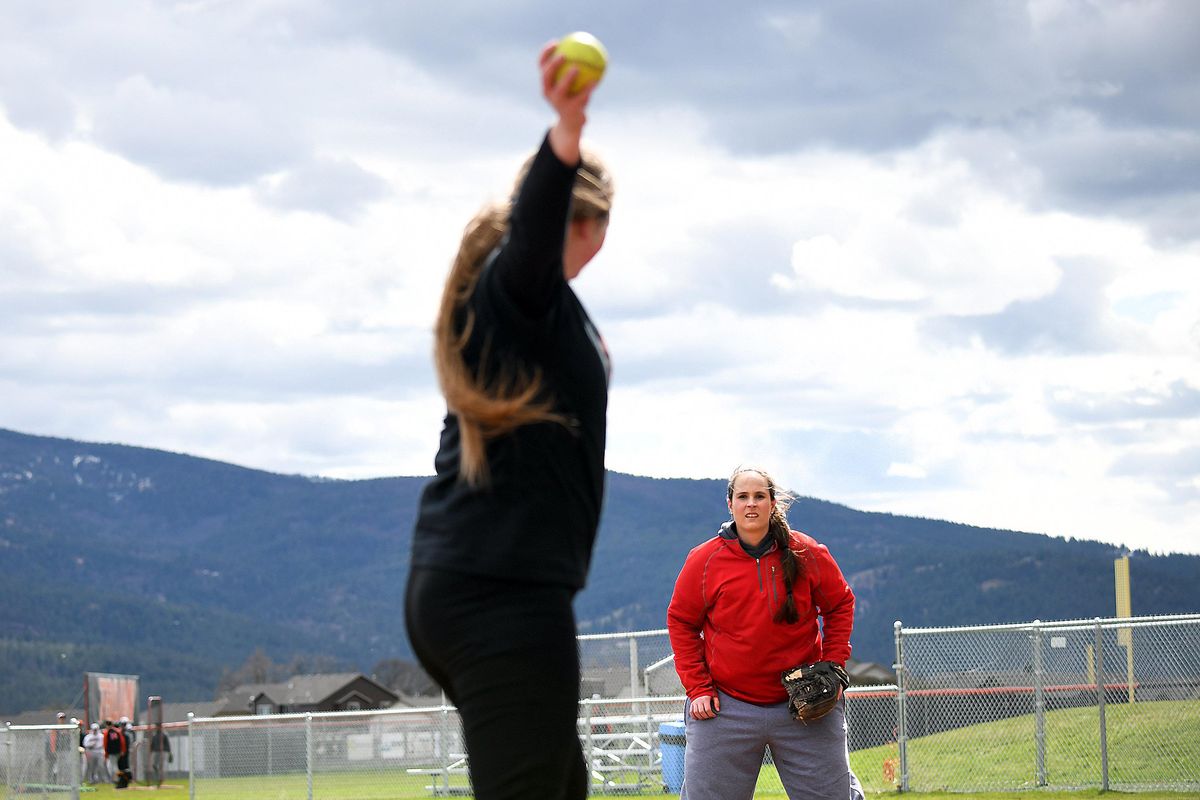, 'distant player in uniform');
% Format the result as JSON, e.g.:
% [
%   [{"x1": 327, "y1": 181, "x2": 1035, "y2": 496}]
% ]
[
  {"x1": 83, "y1": 723, "x2": 106, "y2": 784},
  {"x1": 102, "y1": 720, "x2": 124, "y2": 784},
  {"x1": 406, "y1": 40, "x2": 614, "y2": 800},
  {"x1": 47, "y1": 712, "x2": 68, "y2": 783},
  {"x1": 148, "y1": 726, "x2": 171, "y2": 785}
]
